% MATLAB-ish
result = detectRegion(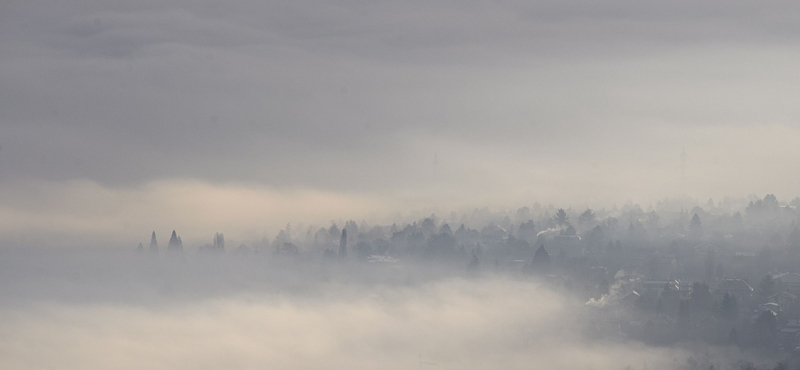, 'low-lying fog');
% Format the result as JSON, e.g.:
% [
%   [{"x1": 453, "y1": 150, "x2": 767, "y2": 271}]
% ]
[{"x1": 0, "y1": 250, "x2": 777, "y2": 370}]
